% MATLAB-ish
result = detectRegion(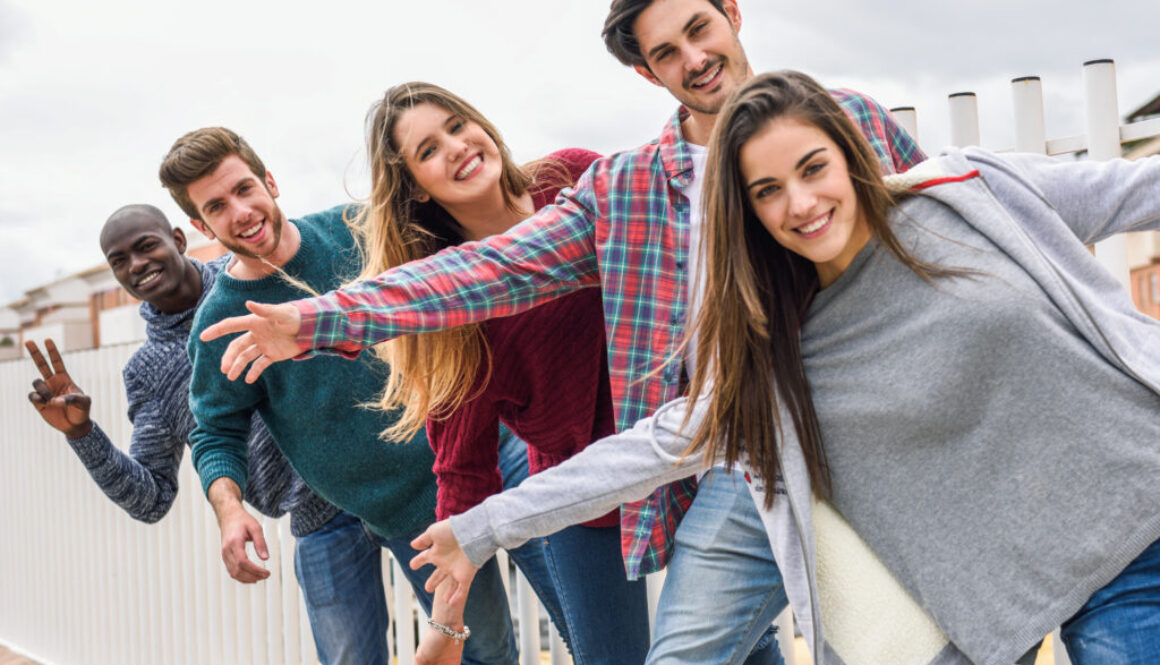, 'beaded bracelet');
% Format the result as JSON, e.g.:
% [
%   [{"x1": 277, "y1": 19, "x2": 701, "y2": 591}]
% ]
[{"x1": 427, "y1": 618, "x2": 471, "y2": 643}]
